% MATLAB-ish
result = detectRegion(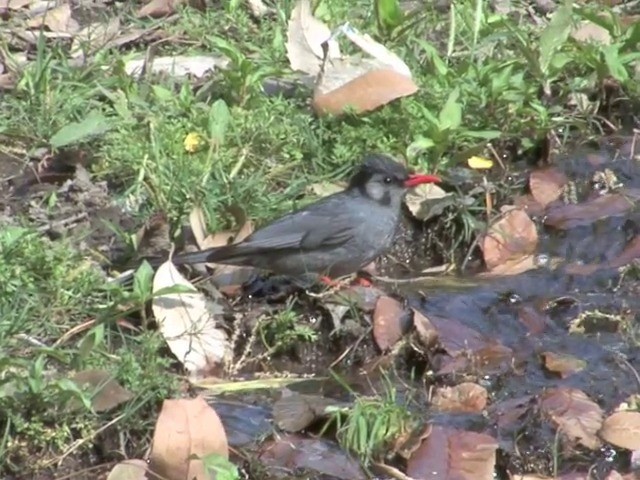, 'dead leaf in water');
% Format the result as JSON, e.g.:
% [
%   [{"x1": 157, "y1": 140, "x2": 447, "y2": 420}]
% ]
[
  {"x1": 273, "y1": 390, "x2": 338, "y2": 432},
  {"x1": 148, "y1": 397, "x2": 228, "y2": 480},
  {"x1": 406, "y1": 425, "x2": 498, "y2": 480},
  {"x1": 599, "y1": 410, "x2": 640, "y2": 450},
  {"x1": 529, "y1": 167, "x2": 567, "y2": 207},
  {"x1": 432, "y1": 382, "x2": 488, "y2": 413},
  {"x1": 481, "y1": 208, "x2": 538, "y2": 270},
  {"x1": 517, "y1": 304, "x2": 550, "y2": 335},
  {"x1": 412, "y1": 309, "x2": 438, "y2": 348},
  {"x1": 372, "y1": 295, "x2": 407, "y2": 351},
  {"x1": 152, "y1": 262, "x2": 231, "y2": 378},
  {"x1": 259, "y1": 434, "x2": 366, "y2": 480},
  {"x1": 540, "y1": 387, "x2": 603, "y2": 450},
  {"x1": 545, "y1": 189, "x2": 640, "y2": 229},
  {"x1": 541, "y1": 351, "x2": 586, "y2": 378}
]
